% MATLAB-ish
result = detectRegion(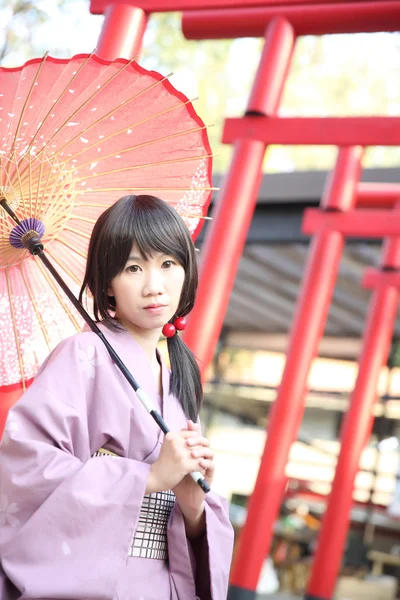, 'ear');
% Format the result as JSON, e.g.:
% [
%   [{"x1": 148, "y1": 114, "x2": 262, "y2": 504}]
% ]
[{"x1": 107, "y1": 285, "x2": 114, "y2": 297}]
